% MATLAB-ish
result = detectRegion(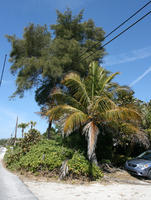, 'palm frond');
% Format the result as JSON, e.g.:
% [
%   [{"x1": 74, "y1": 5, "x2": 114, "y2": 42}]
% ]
[
  {"x1": 89, "y1": 62, "x2": 103, "y2": 99},
  {"x1": 93, "y1": 96, "x2": 117, "y2": 113},
  {"x1": 63, "y1": 111, "x2": 88, "y2": 136},
  {"x1": 46, "y1": 105, "x2": 79, "y2": 121},
  {"x1": 131, "y1": 132, "x2": 150, "y2": 148},
  {"x1": 99, "y1": 72, "x2": 119, "y2": 95},
  {"x1": 120, "y1": 122, "x2": 140, "y2": 134},
  {"x1": 101, "y1": 107, "x2": 141, "y2": 123},
  {"x1": 86, "y1": 62, "x2": 106, "y2": 99},
  {"x1": 51, "y1": 88, "x2": 86, "y2": 112},
  {"x1": 62, "y1": 72, "x2": 90, "y2": 107}
]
